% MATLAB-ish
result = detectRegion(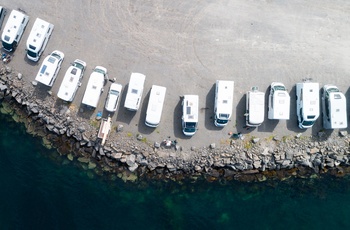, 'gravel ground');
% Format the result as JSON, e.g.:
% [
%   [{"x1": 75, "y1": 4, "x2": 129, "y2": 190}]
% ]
[{"x1": 2, "y1": 0, "x2": 350, "y2": 149}]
